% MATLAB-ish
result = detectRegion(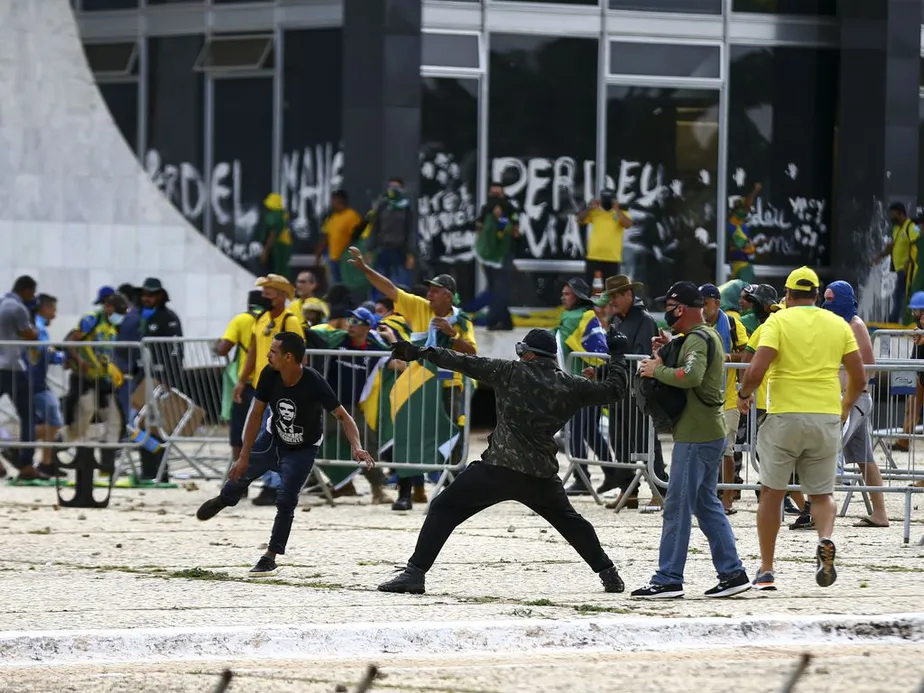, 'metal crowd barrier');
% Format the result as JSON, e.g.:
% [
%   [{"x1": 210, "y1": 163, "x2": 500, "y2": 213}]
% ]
[
  {"x1": 563, "y1": 352, "x2": 924, "y2": 543},
  {"x1": 0, "y1": 339, "x2": 153, "y2": 487},
  {"x1": 138, "y1": 339, "x2": 473, "y2": 502}
]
